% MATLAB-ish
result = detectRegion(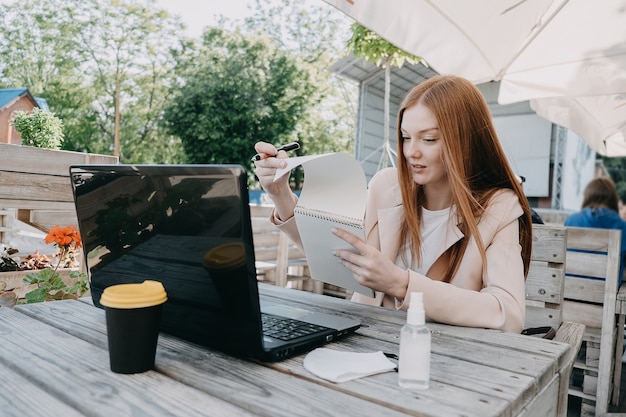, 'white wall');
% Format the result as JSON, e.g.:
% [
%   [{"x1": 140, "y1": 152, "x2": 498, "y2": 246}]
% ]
[
  {"x1": 561, "y1": 130, "x2": 596, "y2": 211},
  {"x1": 492, "y1": 114, "x2": 552, "y2": 197}
]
